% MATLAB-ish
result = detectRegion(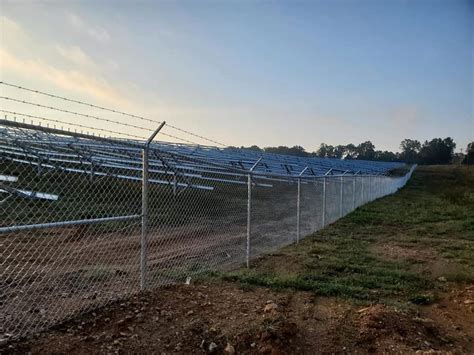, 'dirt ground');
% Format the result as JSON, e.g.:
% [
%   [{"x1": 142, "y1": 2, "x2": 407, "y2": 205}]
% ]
[{"x1": 2, "y1": 280, "x2": 473, "y2": 354}]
